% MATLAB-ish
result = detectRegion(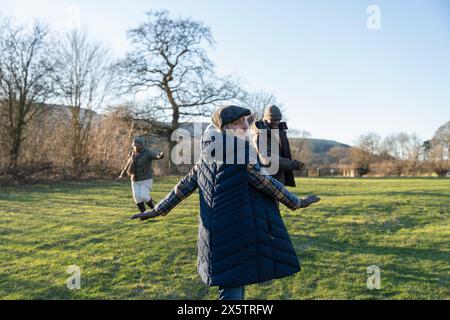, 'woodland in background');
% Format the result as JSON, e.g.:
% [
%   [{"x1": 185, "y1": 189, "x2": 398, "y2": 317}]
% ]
[
  {"x1": 0, "y1": 101, "x2": 448, "y2": 183},
  {"x1": 0, "y1": 12, "x2": 448, "y2": 183}
]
